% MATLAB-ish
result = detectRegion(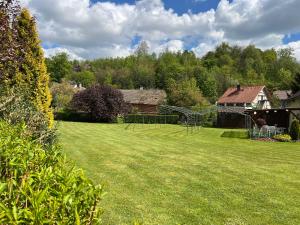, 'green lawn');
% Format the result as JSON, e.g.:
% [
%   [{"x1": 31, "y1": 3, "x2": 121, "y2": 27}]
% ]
[{"x1": 58, "y1": 122, "x2": 300, "y2": 225}]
